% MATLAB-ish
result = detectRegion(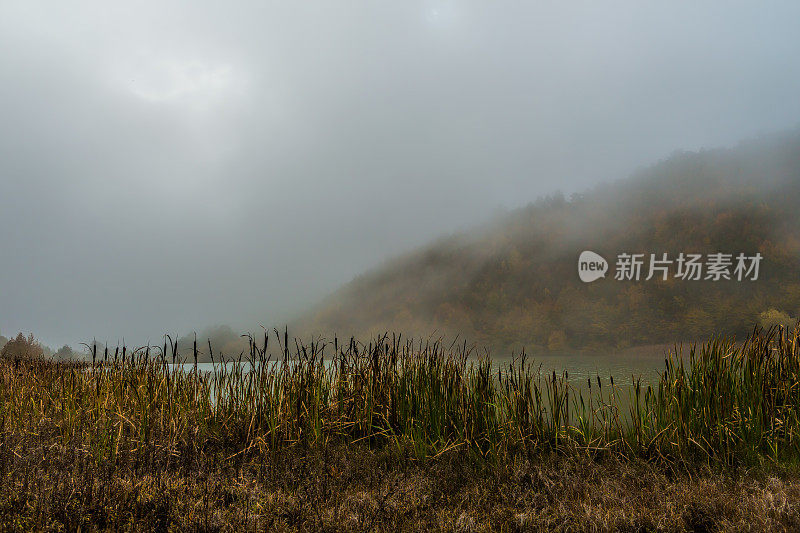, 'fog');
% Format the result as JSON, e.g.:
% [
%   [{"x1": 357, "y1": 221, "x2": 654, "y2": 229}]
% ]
[{"x1": 1, "y1": 1, "x2": 800, "y2": 349}]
